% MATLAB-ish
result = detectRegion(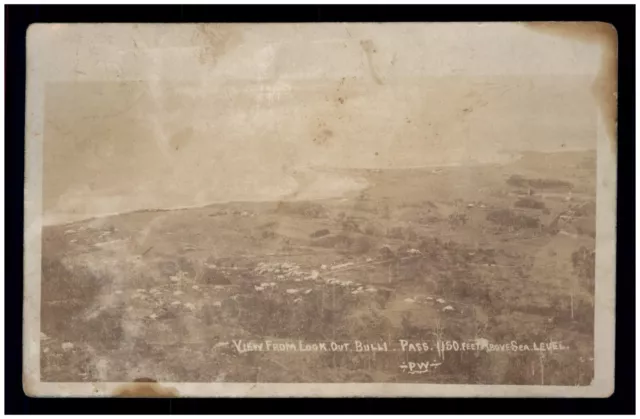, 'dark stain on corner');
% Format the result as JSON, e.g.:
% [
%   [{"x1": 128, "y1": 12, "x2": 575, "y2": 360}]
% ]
[{"x1": 522, "y1": 22, "x2": 618, "y2": 154}]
